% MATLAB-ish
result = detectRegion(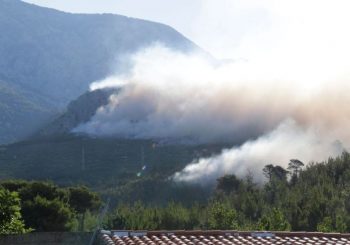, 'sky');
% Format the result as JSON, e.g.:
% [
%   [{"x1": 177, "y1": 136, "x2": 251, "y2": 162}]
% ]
[
  {"x1": 22, "y1": 0, "x2": 270, "y2": 59},
  {"x1": 22, "y1": 0, "x2": 350, "y2": 60}
]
